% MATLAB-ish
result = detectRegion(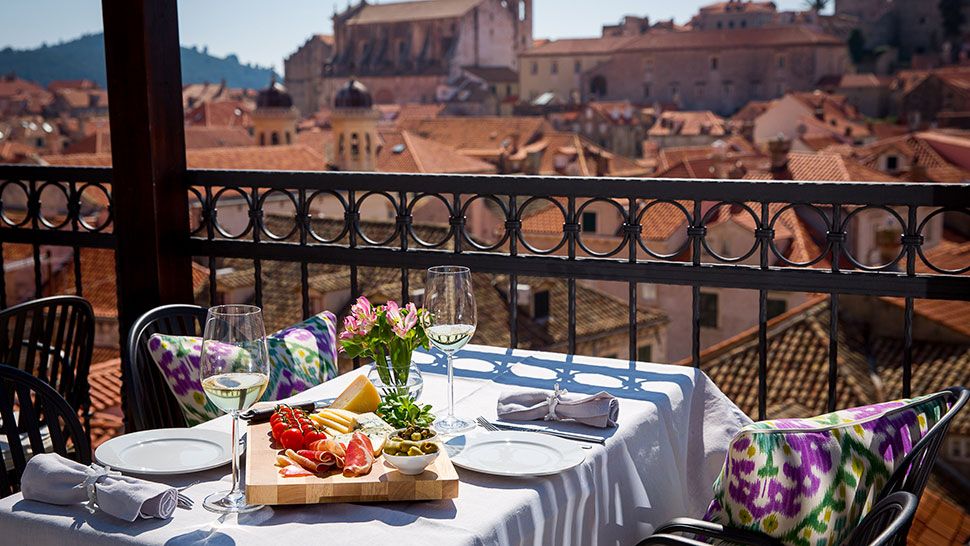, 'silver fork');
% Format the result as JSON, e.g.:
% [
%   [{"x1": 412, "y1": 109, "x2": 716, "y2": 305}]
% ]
[
  {"x1": 477, "y1": 416, "x2": 598, "y2": 448},
  {"x1": 476, "y1": 416, "x2": 500, "y2": 431}
]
